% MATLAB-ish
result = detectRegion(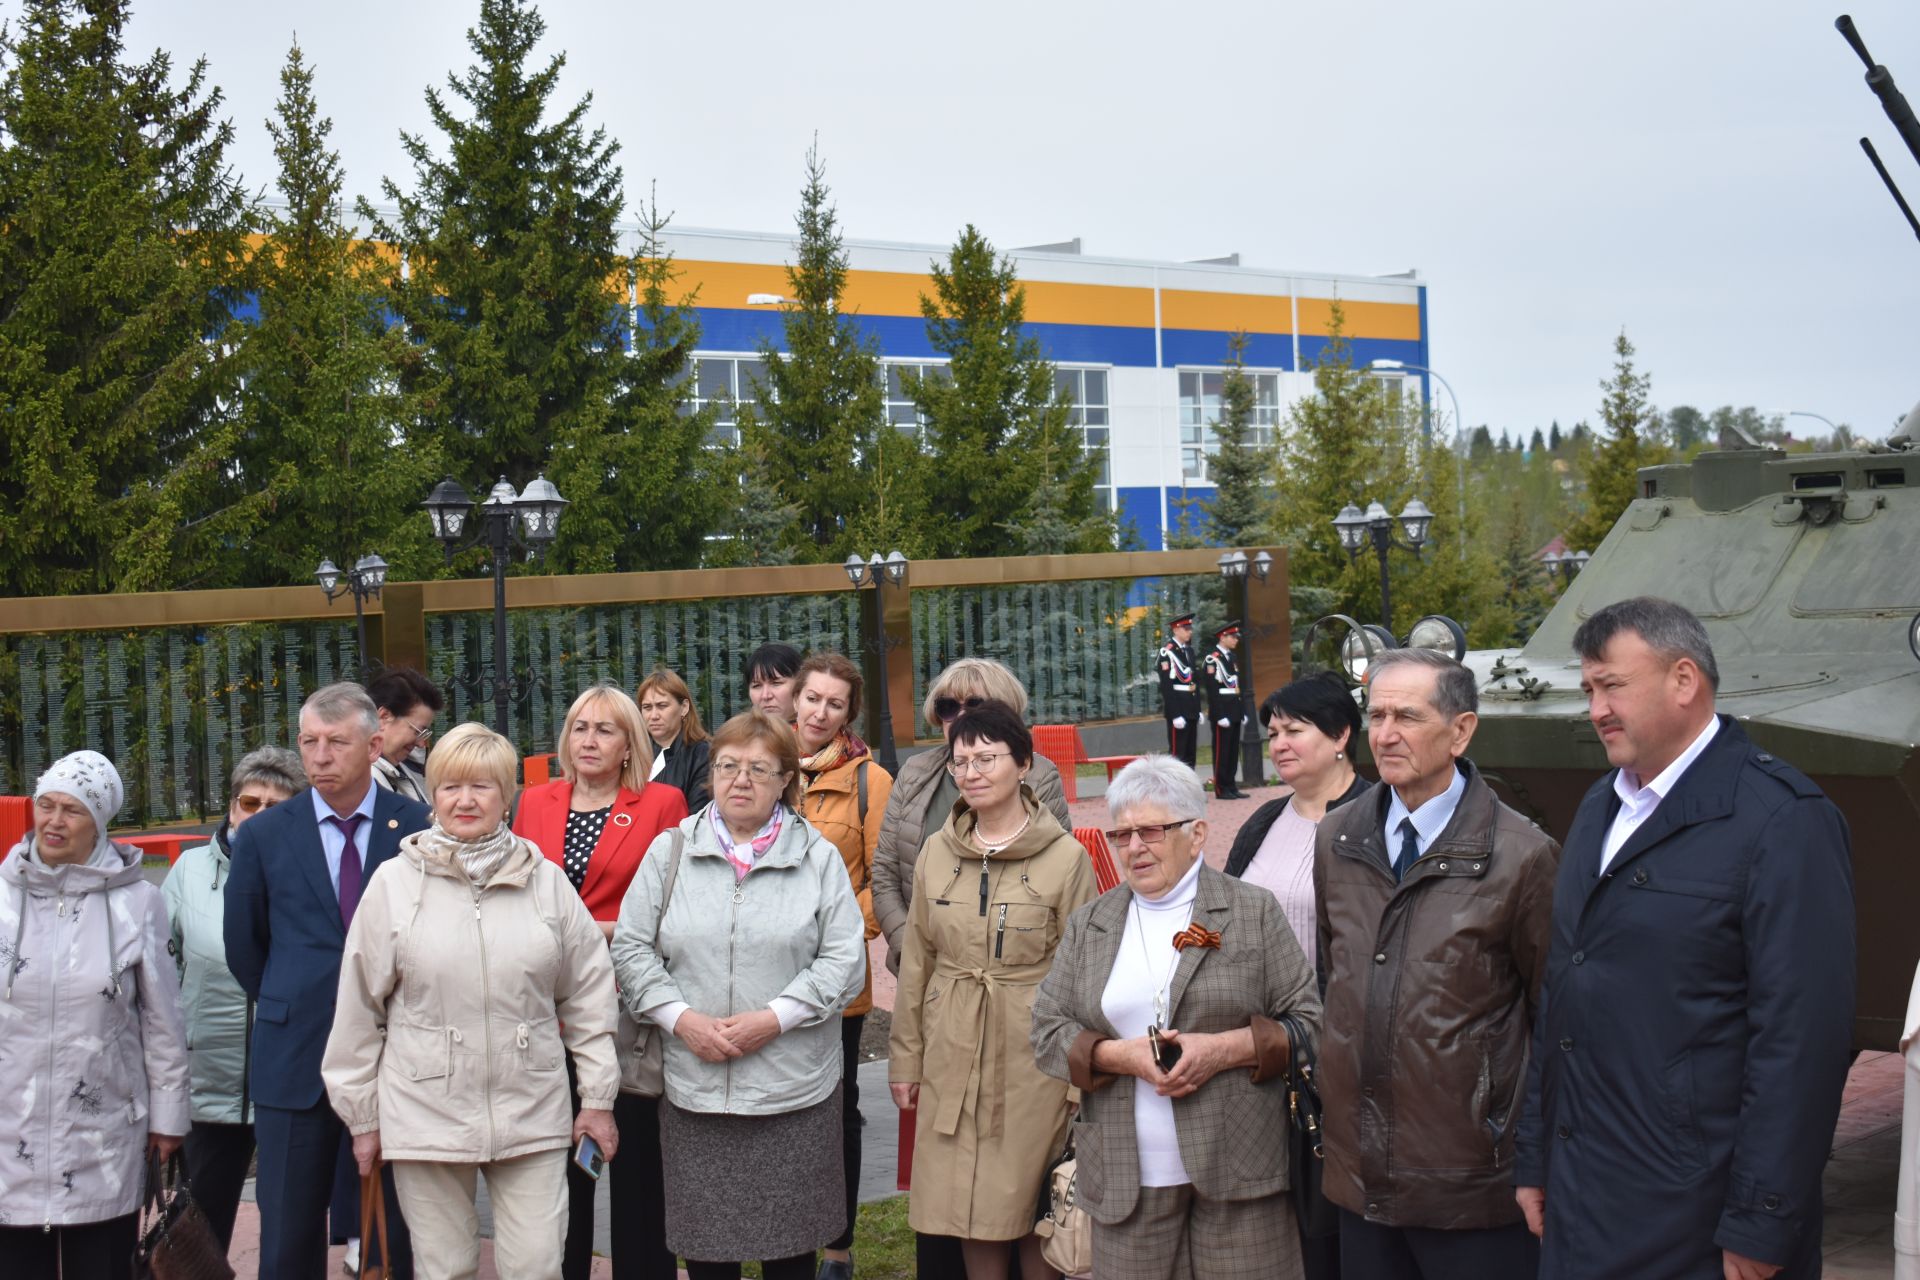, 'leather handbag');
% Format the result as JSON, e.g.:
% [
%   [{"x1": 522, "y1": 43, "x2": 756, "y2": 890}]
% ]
[
  {"x1": 132, "y1": 1150, "x2": 234, "y2": 1280},
  {"x1": 1278, "y1": 1010, "x2": 1338, "y2": 1238},
  {"x1": 618, "y1": 829, "x2": 685, "y2": 1097},
  {"x1": 358, "y1": 1169, "x2": 392, "y2": 1280},
  {"x1": 1033, "y1": 1135, "x2": 1093, "y2": 1277}
]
